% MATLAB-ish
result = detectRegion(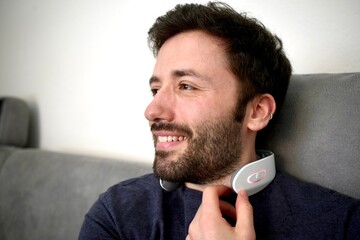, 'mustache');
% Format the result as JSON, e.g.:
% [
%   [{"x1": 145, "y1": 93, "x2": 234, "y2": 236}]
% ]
[{"x1": 151, "y1": 122, "x2": 193, "y2": 138}]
